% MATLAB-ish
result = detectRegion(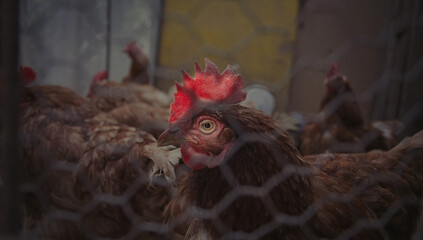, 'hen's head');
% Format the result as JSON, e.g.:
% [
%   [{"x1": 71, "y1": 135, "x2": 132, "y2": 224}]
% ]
[
  {"x1": 124, "y1": 41, "x2": 143, "y2": 60},
  {"x1": 324, "y1": 63, "x2": 350, "y2": 93},
  {"x1": 158, "y1": 59, "x2": 246, "y2": 170},
  {"x1": 88, "y1": 70, "x2": 108, "y2": 98}
]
